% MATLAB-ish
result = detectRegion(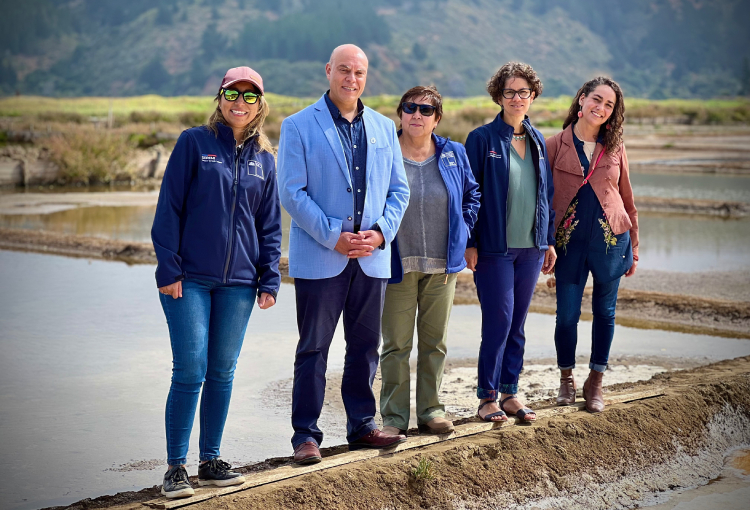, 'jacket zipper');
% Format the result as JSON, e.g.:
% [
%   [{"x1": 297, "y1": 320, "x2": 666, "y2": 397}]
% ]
[
  {"x1": 222, "y1": 143, "x2": 242, "y2": 283},
  {"x1": 437, "y1": 140, "x2": 451, "y2": 283}
]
